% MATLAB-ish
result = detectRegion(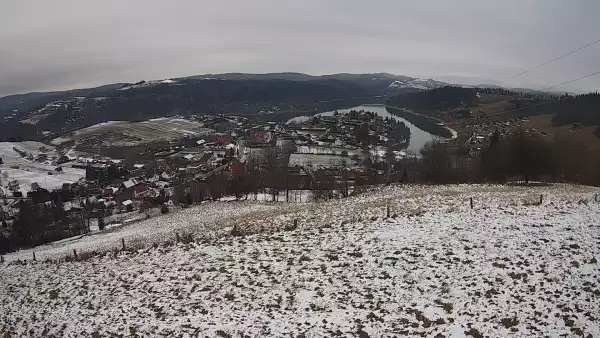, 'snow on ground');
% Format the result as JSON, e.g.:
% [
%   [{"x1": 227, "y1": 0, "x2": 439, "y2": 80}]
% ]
[
  {"x1": 0, "y1": 141, "x2": 55, "y2": 163},
  {"x1": 0, "y1": 141, "x2": 85, "y2": 193},
  {"x1": 289, "y1": 153, "x2": 354, "y2": 169},
  {"x1": 51, "y1": 118, "x2": 213, "y2": 146},
  {"x1": 3, "y1": 201, "x2": 277, "y2": 262},
  {"x1": 1, "y1": 184, "x2": 599, "y2": 337},
  {"x1": 221, "y1": 190, "x2": 316, "y2": 203},
  {"x1": 0, "y1": 166, "x2": 85, "y2": 192}
]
